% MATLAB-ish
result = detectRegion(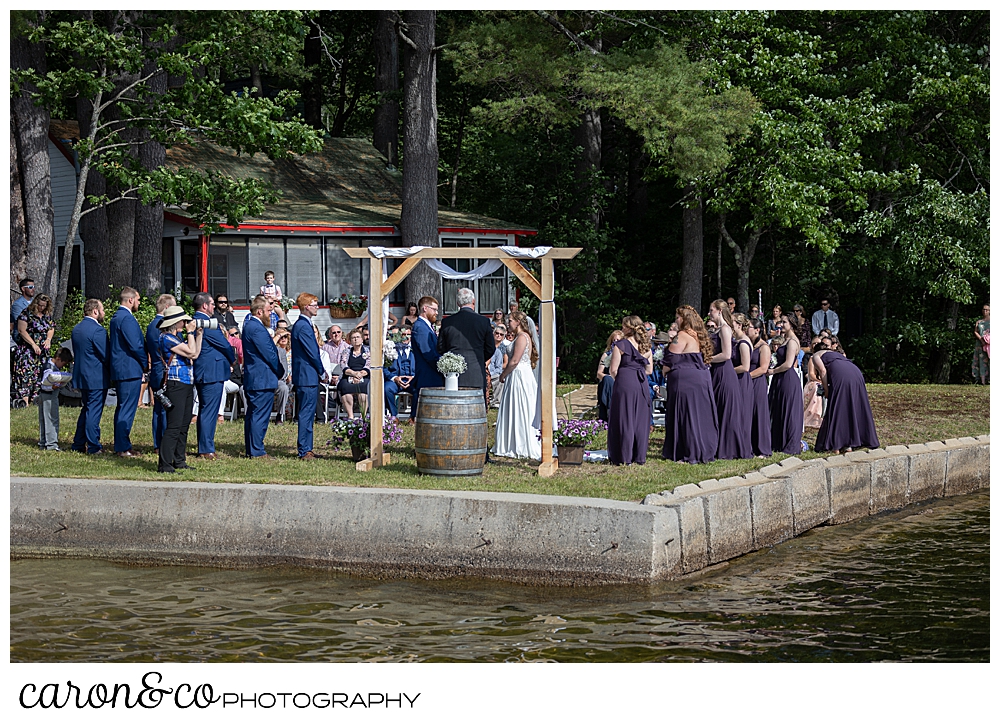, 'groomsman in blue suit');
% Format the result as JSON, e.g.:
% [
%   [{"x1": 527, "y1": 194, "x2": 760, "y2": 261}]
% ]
[
  {"x1": 108, "y1": 287, "x2": 147, "y2": 457},
  {"x1": 145, "y1": 293, "x2": 176, "y2": 452},
  {"x1": 384, "y1": 326, "x2": 415, "y2": 419},
  {"x1": 192, "y1": 292, "x2": 235, "y2": 460},
  {"x1": 71, "y1": 298, "x2": 110, "y2": 454},
  {"x1": 291, "y1": 292, "x2": 328, "y2": 459},
  {"x1": 410, "y1": 295, "x2": 443, "y2": 422},
  {"x1": 242, "y1": 295, "x2": 284, "y2": 457}
]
